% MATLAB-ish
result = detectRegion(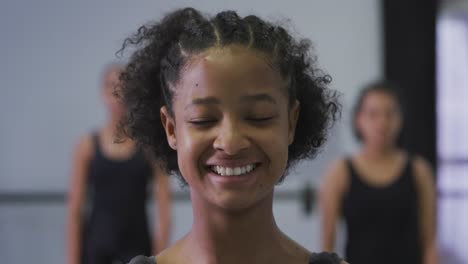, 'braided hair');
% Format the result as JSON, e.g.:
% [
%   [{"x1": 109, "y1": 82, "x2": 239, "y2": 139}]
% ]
[{"x1": 117, "y1": 8, "x2": 340, "y2": 181}]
